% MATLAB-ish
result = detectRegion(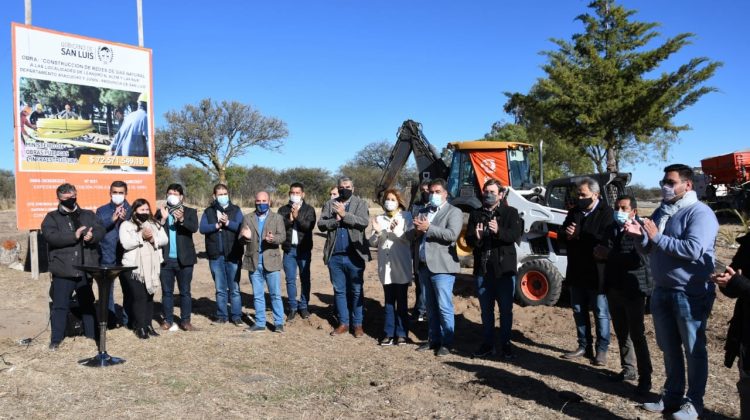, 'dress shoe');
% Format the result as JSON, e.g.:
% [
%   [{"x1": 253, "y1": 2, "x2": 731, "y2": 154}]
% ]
[
  {"x1": 593, "y1": 350, "x2": 607, "y2": 366},
  {"x1": 436, "y1": 346, "x2": 451, "y2": 357},
  {"x1": 610, "y1": 369, "x2": 637, "y2": 382},
  {"x1": 472, "y1": 344, "x2": 496, "y2": 358},
  {"x1": 160, "y1": 321, "x2": 172, "y2": 331},
  {"x1": 330, "y1": 324, "x2": 349, "y2": 336},
  {"x1": 416, "y1": 343, "x2": 438, "y2": 352},
  {"x1": 353, "y1": 325, "x2": 364, "y2": 338},
  {"x1": 180, "y1": 321, "x2": 198, "y2": 332},
  {"x1": 274, "y1": 325, "x2": 285, "y2": 333},
  {"x1": 299, "y1": 308, "x2": 311, "y2": 319},
  {"x1": 48, "y1": 342, "x2": 60, "y2": 351},
  {"x1": 286, "y1": 310, "x2": 297, "y2": 322},
  {"x1": 135, "y1": 328, "x2": 150, "y2": 339},
  {"x1": 245, "y1": 325, "x2": 266, "y2": 333},
  {"x1": 146, "y1": 325, "x2": 160, "y2": 337},
  {"x1": 232, "y1": 319, "x2": 245, "y2": 327},
  {"x1": 562, "y1": 347, "x2": 586, "y2": 359}
]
